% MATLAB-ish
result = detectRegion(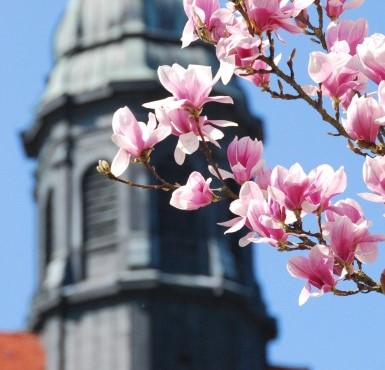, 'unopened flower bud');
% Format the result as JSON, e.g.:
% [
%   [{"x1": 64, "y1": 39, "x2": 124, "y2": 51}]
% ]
[{"x1": 96, "y1": 160, "x2": 111, "y2": 175}]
